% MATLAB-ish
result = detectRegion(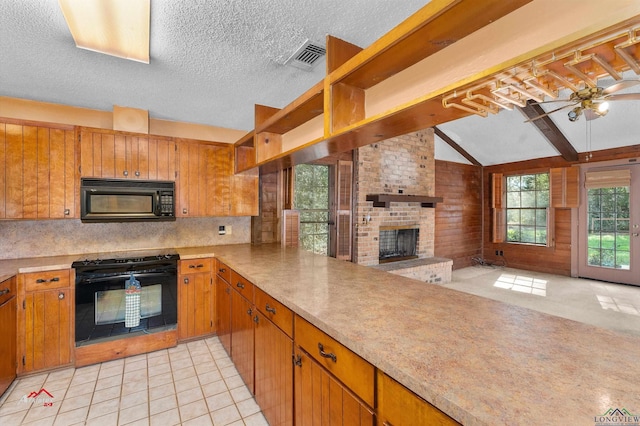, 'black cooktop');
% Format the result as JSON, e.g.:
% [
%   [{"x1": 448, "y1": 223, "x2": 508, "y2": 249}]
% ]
[{"x1": 72, "y1": 253, "x2": 180, "y2": 269}]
